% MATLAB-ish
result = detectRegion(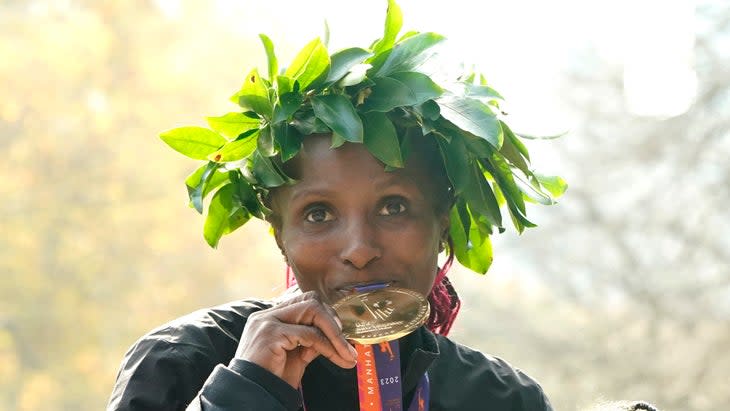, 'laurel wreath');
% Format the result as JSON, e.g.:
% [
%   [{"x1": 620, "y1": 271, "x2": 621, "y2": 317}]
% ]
[{"x1": 160, "y1": 0, "x2": 567, "y2": 274}]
